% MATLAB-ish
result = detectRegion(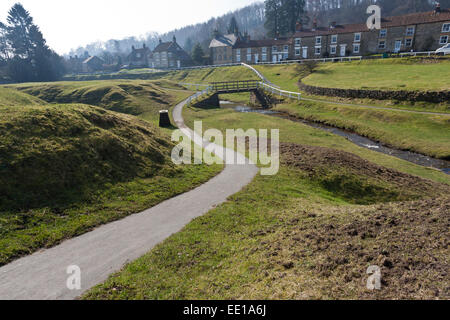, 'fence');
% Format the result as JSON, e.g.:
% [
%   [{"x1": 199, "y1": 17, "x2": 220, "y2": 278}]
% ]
[
  {"x1": 258, "y1": 82, "x2": 301, "y2": 100},
  {"x1": 210, "y1": 80, "x2": 260, "y2": 92}
]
